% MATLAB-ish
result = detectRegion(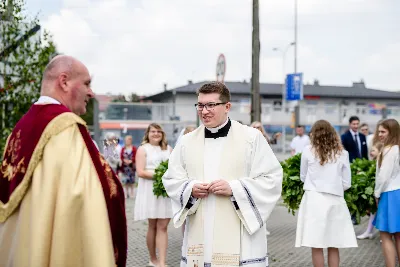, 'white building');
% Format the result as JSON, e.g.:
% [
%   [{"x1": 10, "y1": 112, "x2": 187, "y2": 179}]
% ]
[{"x1": 101, "y1": 80, "x2": 400, "y2": 147}]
